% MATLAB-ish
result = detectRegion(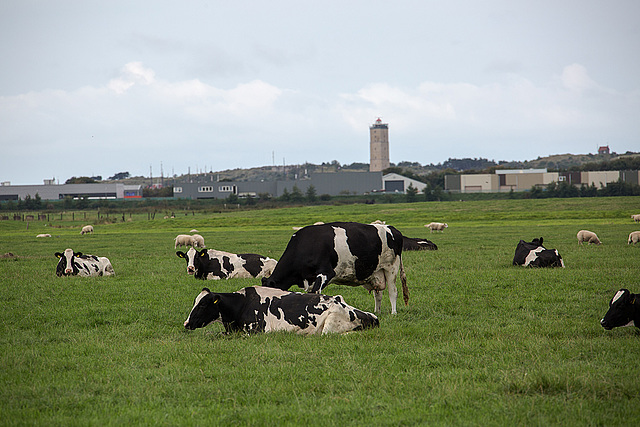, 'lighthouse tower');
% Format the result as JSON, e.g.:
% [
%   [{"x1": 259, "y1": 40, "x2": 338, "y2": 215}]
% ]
[{"x1": 369, "y1": 118, "x2": 389, "y2": 172}]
